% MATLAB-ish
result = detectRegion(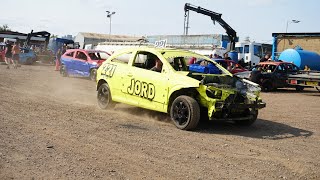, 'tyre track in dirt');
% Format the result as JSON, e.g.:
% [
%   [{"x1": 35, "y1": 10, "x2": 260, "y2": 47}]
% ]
[{"x1": 0, "y1": 65, "x2": 319, "y2": 179}]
